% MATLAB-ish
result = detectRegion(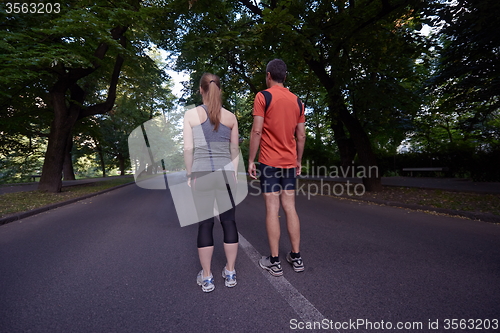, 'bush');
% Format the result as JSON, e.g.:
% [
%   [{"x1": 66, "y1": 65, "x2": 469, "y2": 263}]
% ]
[{"x1": 377, "y1": 149, "x2": 500, "y2": 181}]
